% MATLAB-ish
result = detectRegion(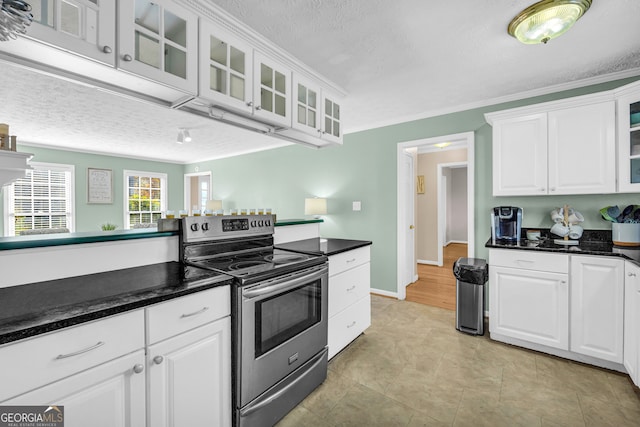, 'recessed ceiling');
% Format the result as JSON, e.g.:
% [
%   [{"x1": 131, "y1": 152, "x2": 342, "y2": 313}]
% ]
[{"x1": 1, "y1": 0, "x2": 639, "y2": 163}]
